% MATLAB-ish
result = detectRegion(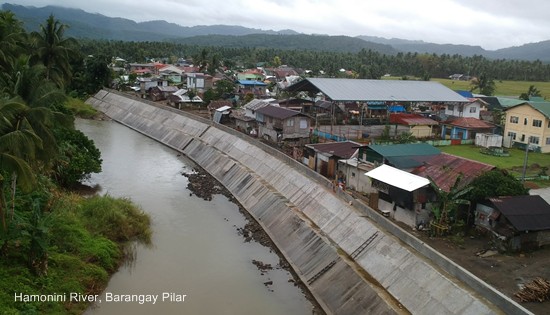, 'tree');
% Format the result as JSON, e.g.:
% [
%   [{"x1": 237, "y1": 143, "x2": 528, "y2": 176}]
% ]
[
  {"x1": 467, "y1": 169, "x2": 528, "y2": 203},
  {"x1": 519, "y1": 85, "x2": 542, "y2": 100},
  {"x1": 430, "y1": 175, "x2": 472, "y2": 225},
  {"x1": 470, "y1": 73, "x2": 495, "y2": 96},
  {"x1": 30, "y1": 15, "x2": 77, "y2": 88}
]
